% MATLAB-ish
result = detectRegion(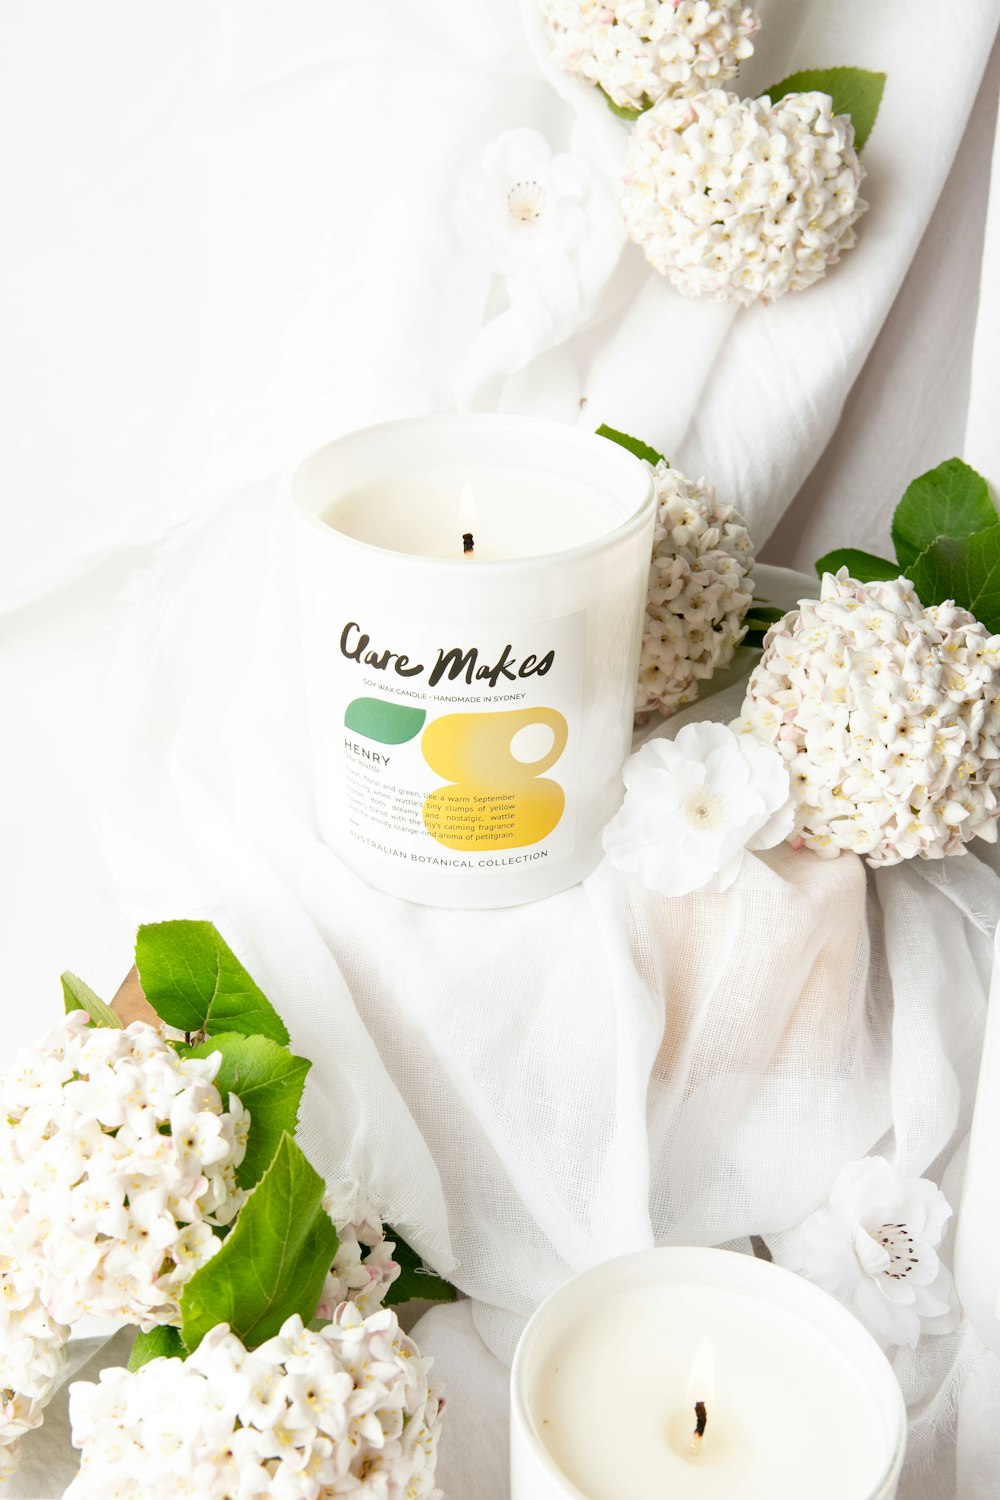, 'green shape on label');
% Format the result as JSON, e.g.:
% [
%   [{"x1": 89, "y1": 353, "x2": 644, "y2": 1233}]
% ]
[{"x1": 344, "y1": 697, "x2": 427, "y2": 745}]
